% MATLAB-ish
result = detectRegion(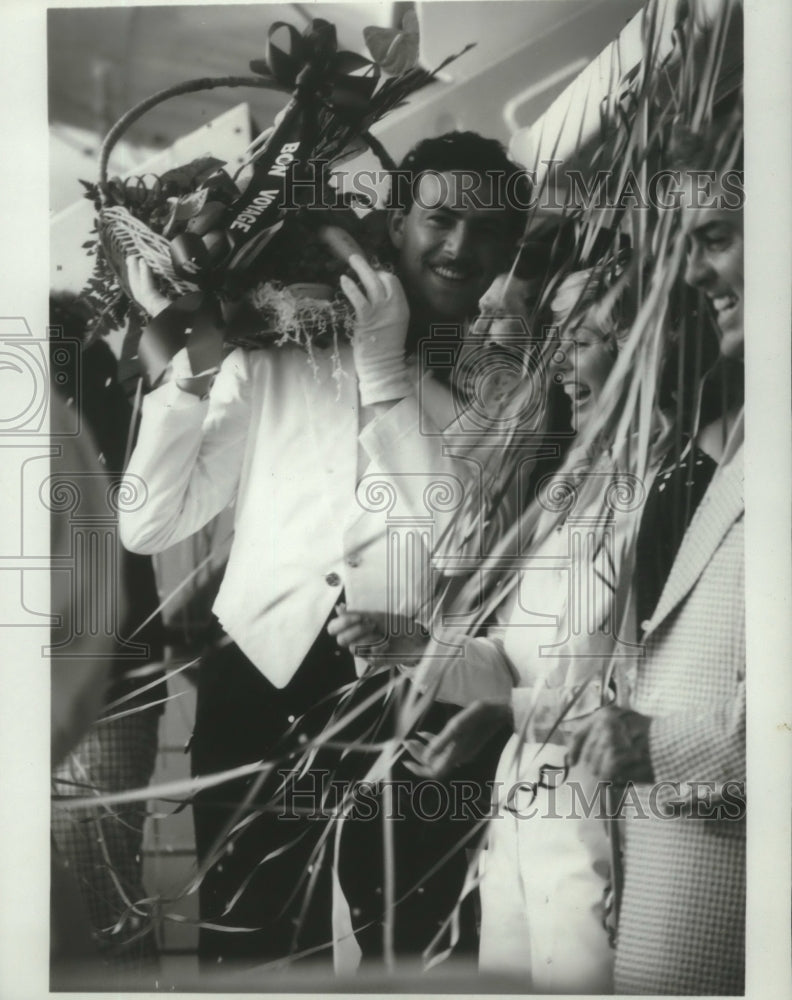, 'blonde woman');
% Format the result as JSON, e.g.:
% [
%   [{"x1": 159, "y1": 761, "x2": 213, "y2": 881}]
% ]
[{"x1": 331, "y1": 265, "x2": 645, "y2": 991}]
